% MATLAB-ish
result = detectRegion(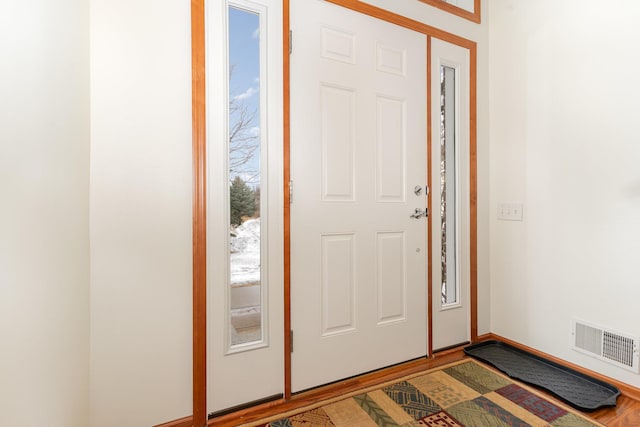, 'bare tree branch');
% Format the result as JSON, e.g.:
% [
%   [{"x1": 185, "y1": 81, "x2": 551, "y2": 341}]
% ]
[{"x1": 229, "y1": 66, "x2": 260, "y2": 184}]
